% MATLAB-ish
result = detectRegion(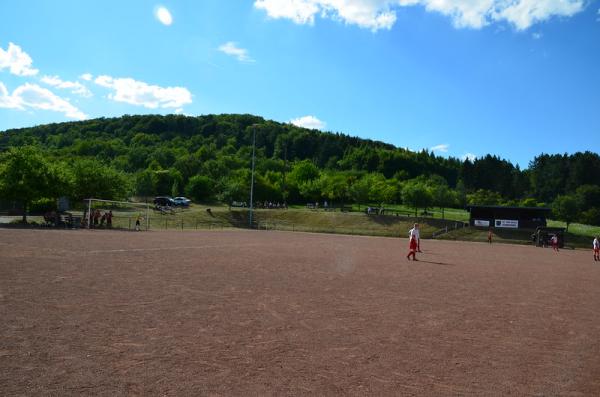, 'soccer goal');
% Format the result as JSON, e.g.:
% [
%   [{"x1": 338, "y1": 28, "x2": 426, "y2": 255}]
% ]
[{"x1": 84, "y1": 198, "x2": 150, "y2": 231}]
